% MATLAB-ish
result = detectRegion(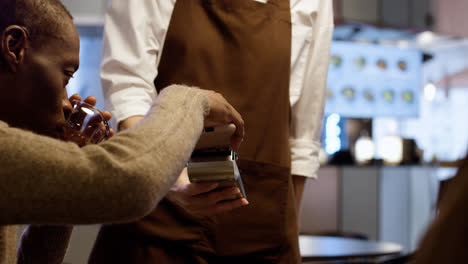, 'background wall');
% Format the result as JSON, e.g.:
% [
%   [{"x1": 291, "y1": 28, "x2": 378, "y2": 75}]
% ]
[
  {"x1": 342, "y1": 0, "x2": 379, "y2": 24},
  {"x1": 435, "y1": 0, "x2": 468, "y2": 37},
  {"x1": 66, "y1": 27, "x2": 106, "y2": 111},
  {"x1": 62, "y1": 0, "x2": 107, "y2": 25}
]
